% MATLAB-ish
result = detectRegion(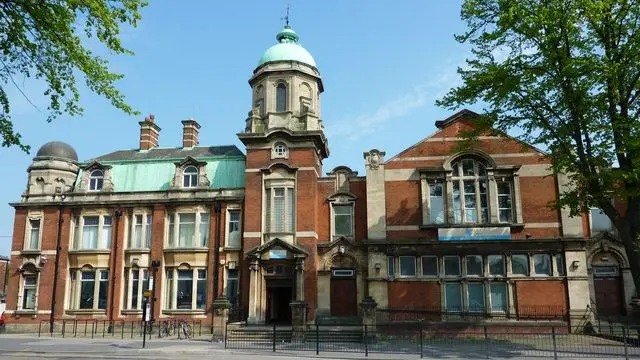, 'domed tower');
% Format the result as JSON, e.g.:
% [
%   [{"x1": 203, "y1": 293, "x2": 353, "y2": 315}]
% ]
[
  {"x1": 25, "y1": 141, "x2": 80, "y2": 198},
  {"x1": 238, "y1": 24, "x2": 327, "y2": 325}
]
